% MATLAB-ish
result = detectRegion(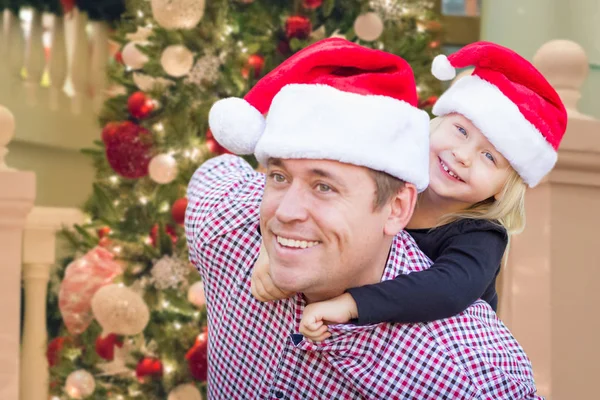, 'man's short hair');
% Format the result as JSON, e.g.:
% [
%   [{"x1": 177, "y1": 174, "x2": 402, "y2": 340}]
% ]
[{"x1": 368, "y1": 169, "x2": 406, "y2": 210}]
